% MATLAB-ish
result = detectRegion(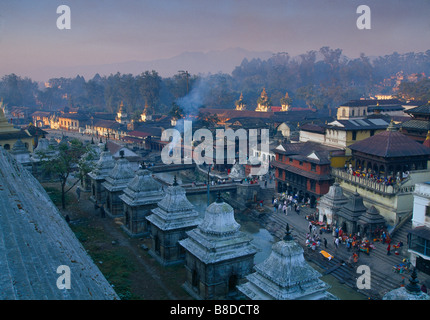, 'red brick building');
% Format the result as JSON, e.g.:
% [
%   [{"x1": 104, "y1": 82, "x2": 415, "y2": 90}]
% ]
[{"x1": 272, "y1": 141, "x2": 344, "y2": 207}]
